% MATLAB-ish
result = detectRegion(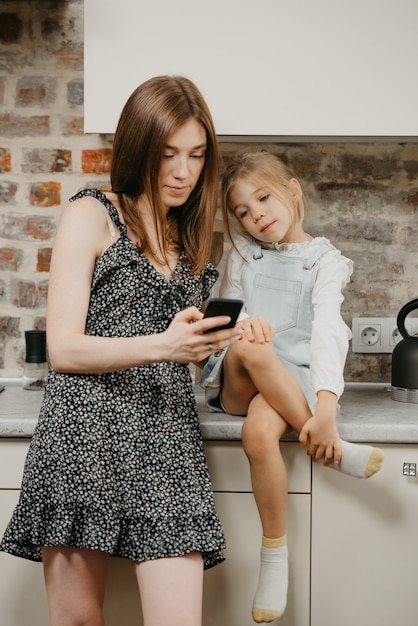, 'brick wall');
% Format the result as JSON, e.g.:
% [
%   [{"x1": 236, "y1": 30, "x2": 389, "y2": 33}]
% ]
[
  {"x1": 0, "y1": 0, "x2": 111, "y2": 374},
  {"x1": 1, "y1": 0, "x2": 418, "y2": 381}
]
